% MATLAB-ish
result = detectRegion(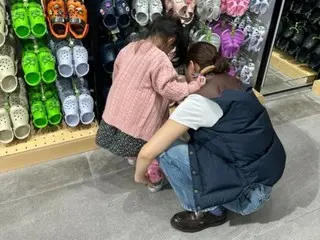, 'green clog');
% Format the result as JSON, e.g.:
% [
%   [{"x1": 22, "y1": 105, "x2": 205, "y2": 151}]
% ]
[
  {"x1": 38, "y1": 47, "x2": 57, "y2": 84},
  {"x1": 28, "y1": 2, "x2": 47, "y2": 38},
  {"x1": 22, "y1": 50, "x2": 41, "y2": 86},
  {"x1": 11, "y1": 3, "x2": 31, "y2": 39}
]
